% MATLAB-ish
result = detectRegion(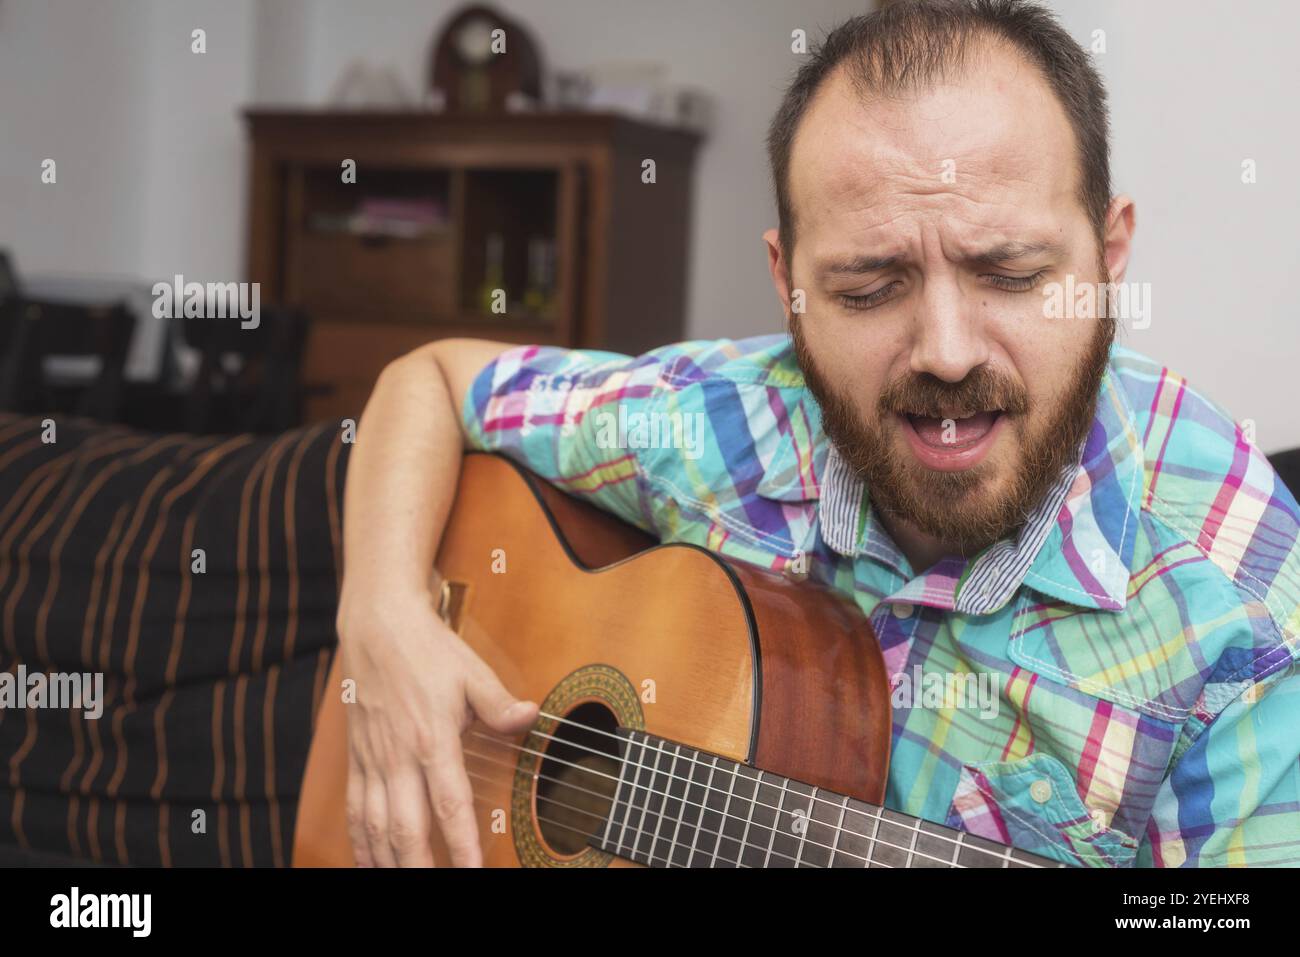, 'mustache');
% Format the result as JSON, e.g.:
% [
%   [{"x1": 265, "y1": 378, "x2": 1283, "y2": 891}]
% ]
[{"x1": 879, "y1": 365, "x2": 1029, "y2": 419}]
